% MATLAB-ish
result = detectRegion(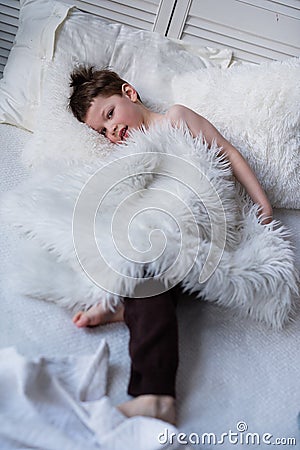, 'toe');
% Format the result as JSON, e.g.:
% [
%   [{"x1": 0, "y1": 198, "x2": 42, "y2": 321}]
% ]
[
  {"x1": 72, "y1": 312, "x2": 90, "y2": 327},
  {"x1": 72, "y1": 311, "x2": 82, "y2": 323},
  {"x1": 76, "y1": 315, "x2": 90, "y2": 327}
]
